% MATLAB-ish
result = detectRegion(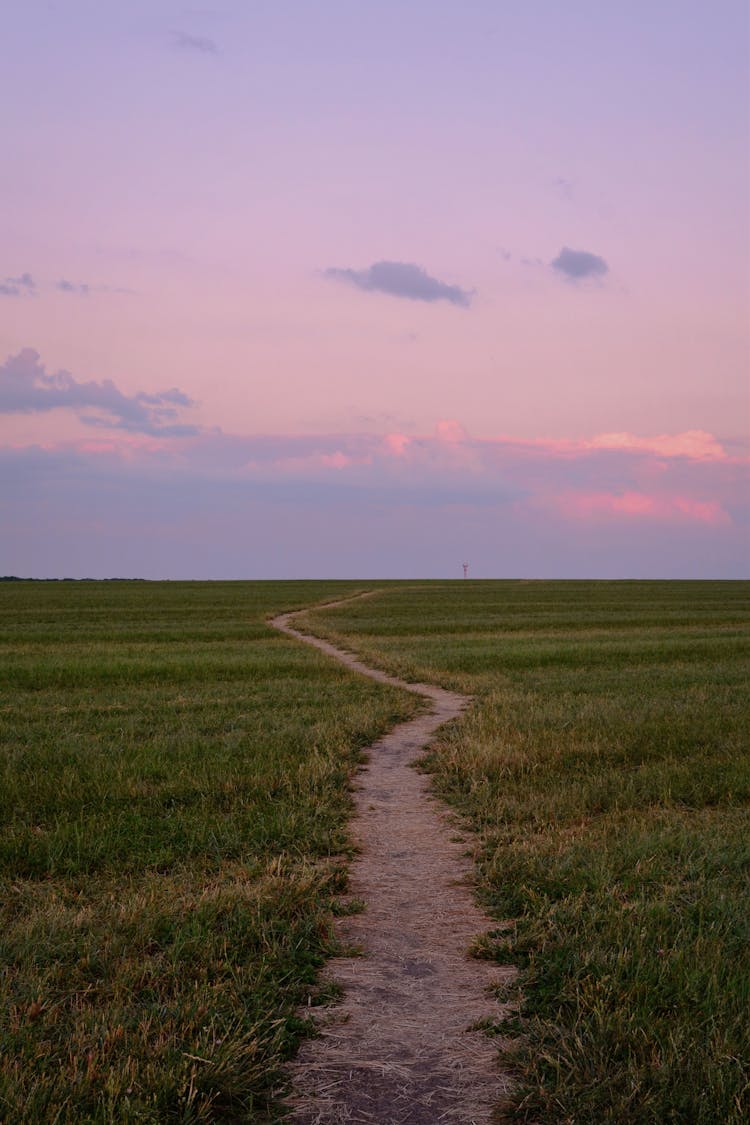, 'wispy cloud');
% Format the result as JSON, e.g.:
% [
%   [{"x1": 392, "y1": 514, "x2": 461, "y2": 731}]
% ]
[
  {"x1": 0, "y1": 272, "x2": 35, "y2": 297},
  {"x1": 324, "y1": 260, "x2": 474, "y2": 307},
  {"x1": 0, "y1": 349, "x2": 198, "y2": 435},
  {"x1": 57, "y1": 279, "x2": 90, "y2": 296},
  {"x1": 551, "y1": 246, "x2": 608, "y2": 281},
  {"x1": 1, "y1": 273, "x2": 129, "y2": 297},
  {"x1": 552, "y1": 176, "x2": 574, "y2": 200},
  {"x1": 171, "y1": 30, "x2": 219, "y2": 54}
]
